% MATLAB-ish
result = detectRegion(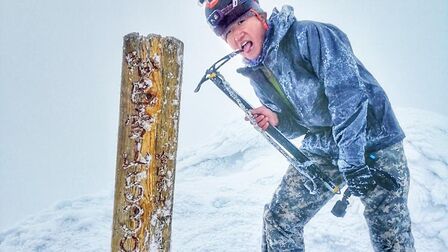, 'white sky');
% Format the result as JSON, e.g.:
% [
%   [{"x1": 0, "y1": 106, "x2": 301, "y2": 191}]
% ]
[{"x1": 0, "y1": 0, "x2": 447, "y2": 230}]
